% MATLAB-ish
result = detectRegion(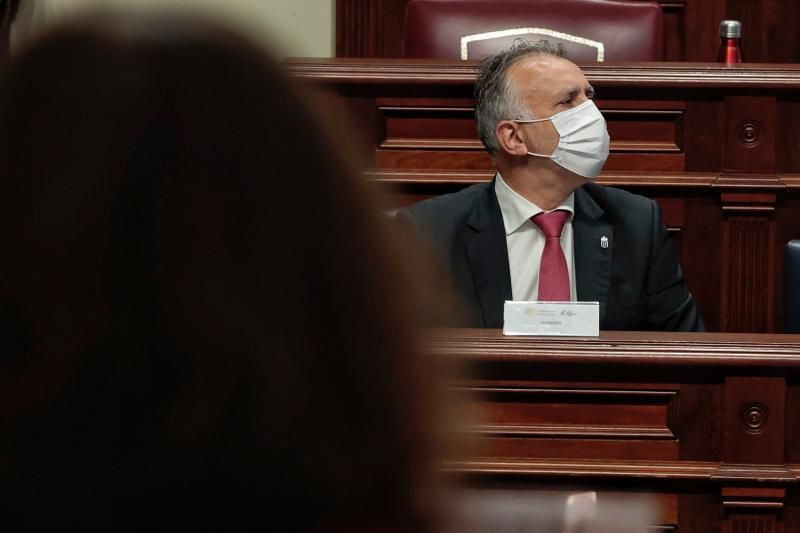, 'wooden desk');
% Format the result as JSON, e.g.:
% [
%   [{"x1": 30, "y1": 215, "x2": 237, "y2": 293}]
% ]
[
  {"x1": 427, "y1": 328, "x2": 800, "y2": 532},
  {"x1": 287, "y1": 60, "x2": 800, "y2": 334}
]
